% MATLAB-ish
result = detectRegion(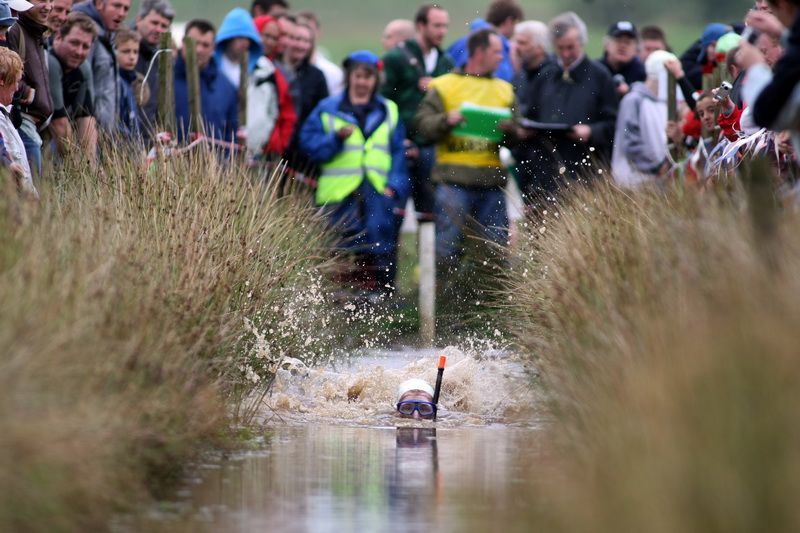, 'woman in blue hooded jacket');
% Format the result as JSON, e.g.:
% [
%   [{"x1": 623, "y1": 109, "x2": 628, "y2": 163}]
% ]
[
  {"x1": 214, "y1": 7, "x2": 264, "y2": 89},
  {"x1": 300, "y1": 51, "x2": 410, "y2": 297}
]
